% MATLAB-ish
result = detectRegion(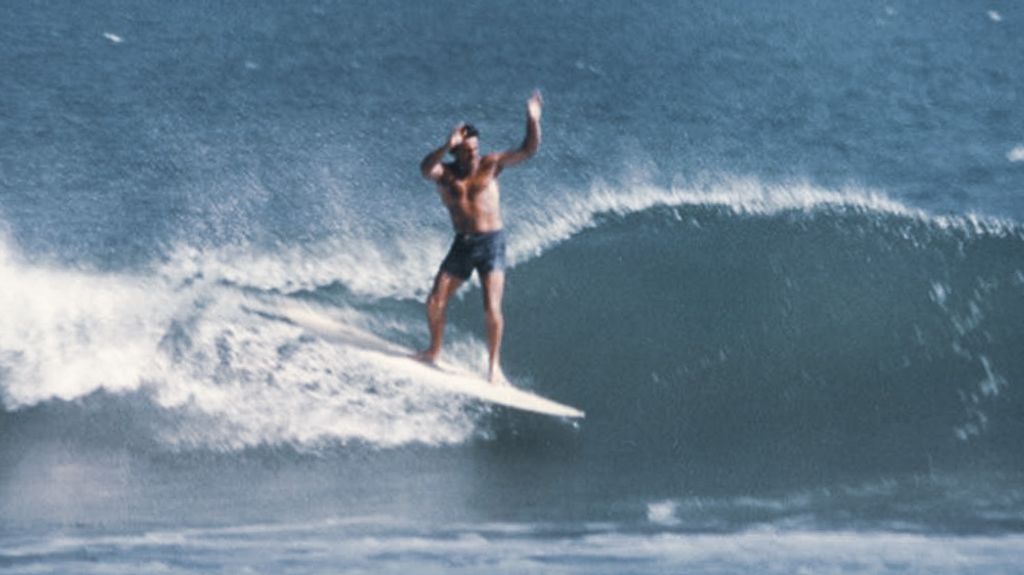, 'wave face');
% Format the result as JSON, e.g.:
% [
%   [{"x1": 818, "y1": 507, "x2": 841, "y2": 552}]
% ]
[
  {"x1": 496, "y1": 202, "x2": 1024, "y2": 477},
  {"x1": 2, "y1": 185, "x2": 1022, "y2": 475}
]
